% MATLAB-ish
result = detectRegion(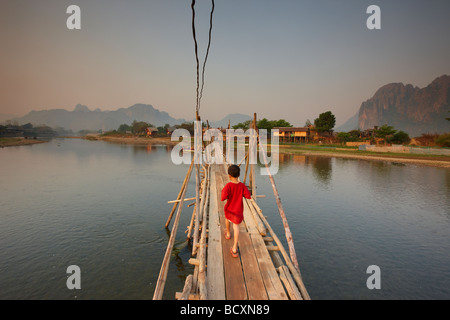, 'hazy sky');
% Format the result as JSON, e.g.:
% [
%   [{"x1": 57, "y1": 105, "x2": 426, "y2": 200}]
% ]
[{"x1": 1, "y1": 0, "x2": 449, "y2": 126}]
